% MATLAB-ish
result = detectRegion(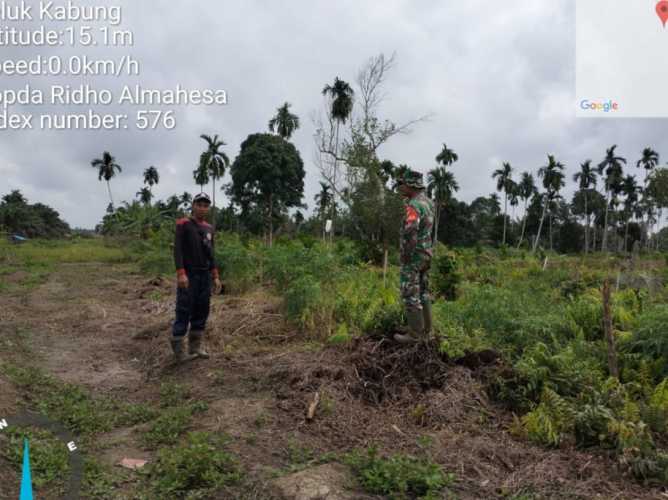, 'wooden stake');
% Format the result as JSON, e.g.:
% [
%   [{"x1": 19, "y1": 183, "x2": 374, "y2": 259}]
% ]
[
  {"x1": 602, "y1": 279, "x2": 619, "y2": 379},
  {"x1": 306, "y1": 391, "x2": 320, "y2": 421}
]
